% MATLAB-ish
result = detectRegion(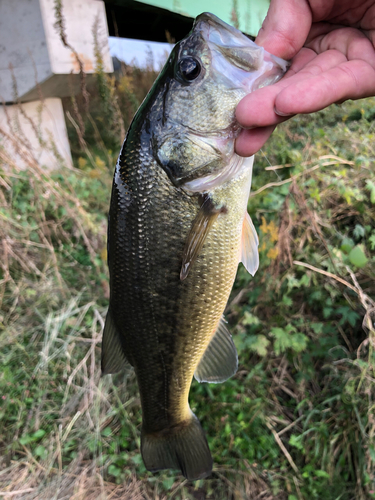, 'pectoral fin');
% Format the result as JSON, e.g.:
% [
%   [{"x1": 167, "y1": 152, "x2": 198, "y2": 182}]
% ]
[
  {"x1": 241, "y1": 212, "x2": 259, "y2": 276},
  {"x1": 180, "y1": 196, "x2": 223, "y2": 280},
  {"x1": 101, "y1": 308, "x2": 131, "y2": 375},
  {"x1": 194, "y1": 318, "x2": 238, "y2": 384}
]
